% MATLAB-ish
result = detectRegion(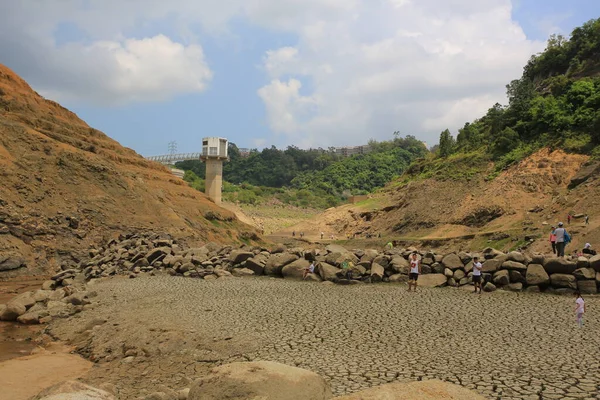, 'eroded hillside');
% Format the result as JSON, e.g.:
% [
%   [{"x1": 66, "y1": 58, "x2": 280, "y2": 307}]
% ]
[
  {"x1": 0, "y1": 64, "x2": 258, "y2": 277},
  {"x1": 282, "y1": 149, "x2": 600, "y2": 253}
]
